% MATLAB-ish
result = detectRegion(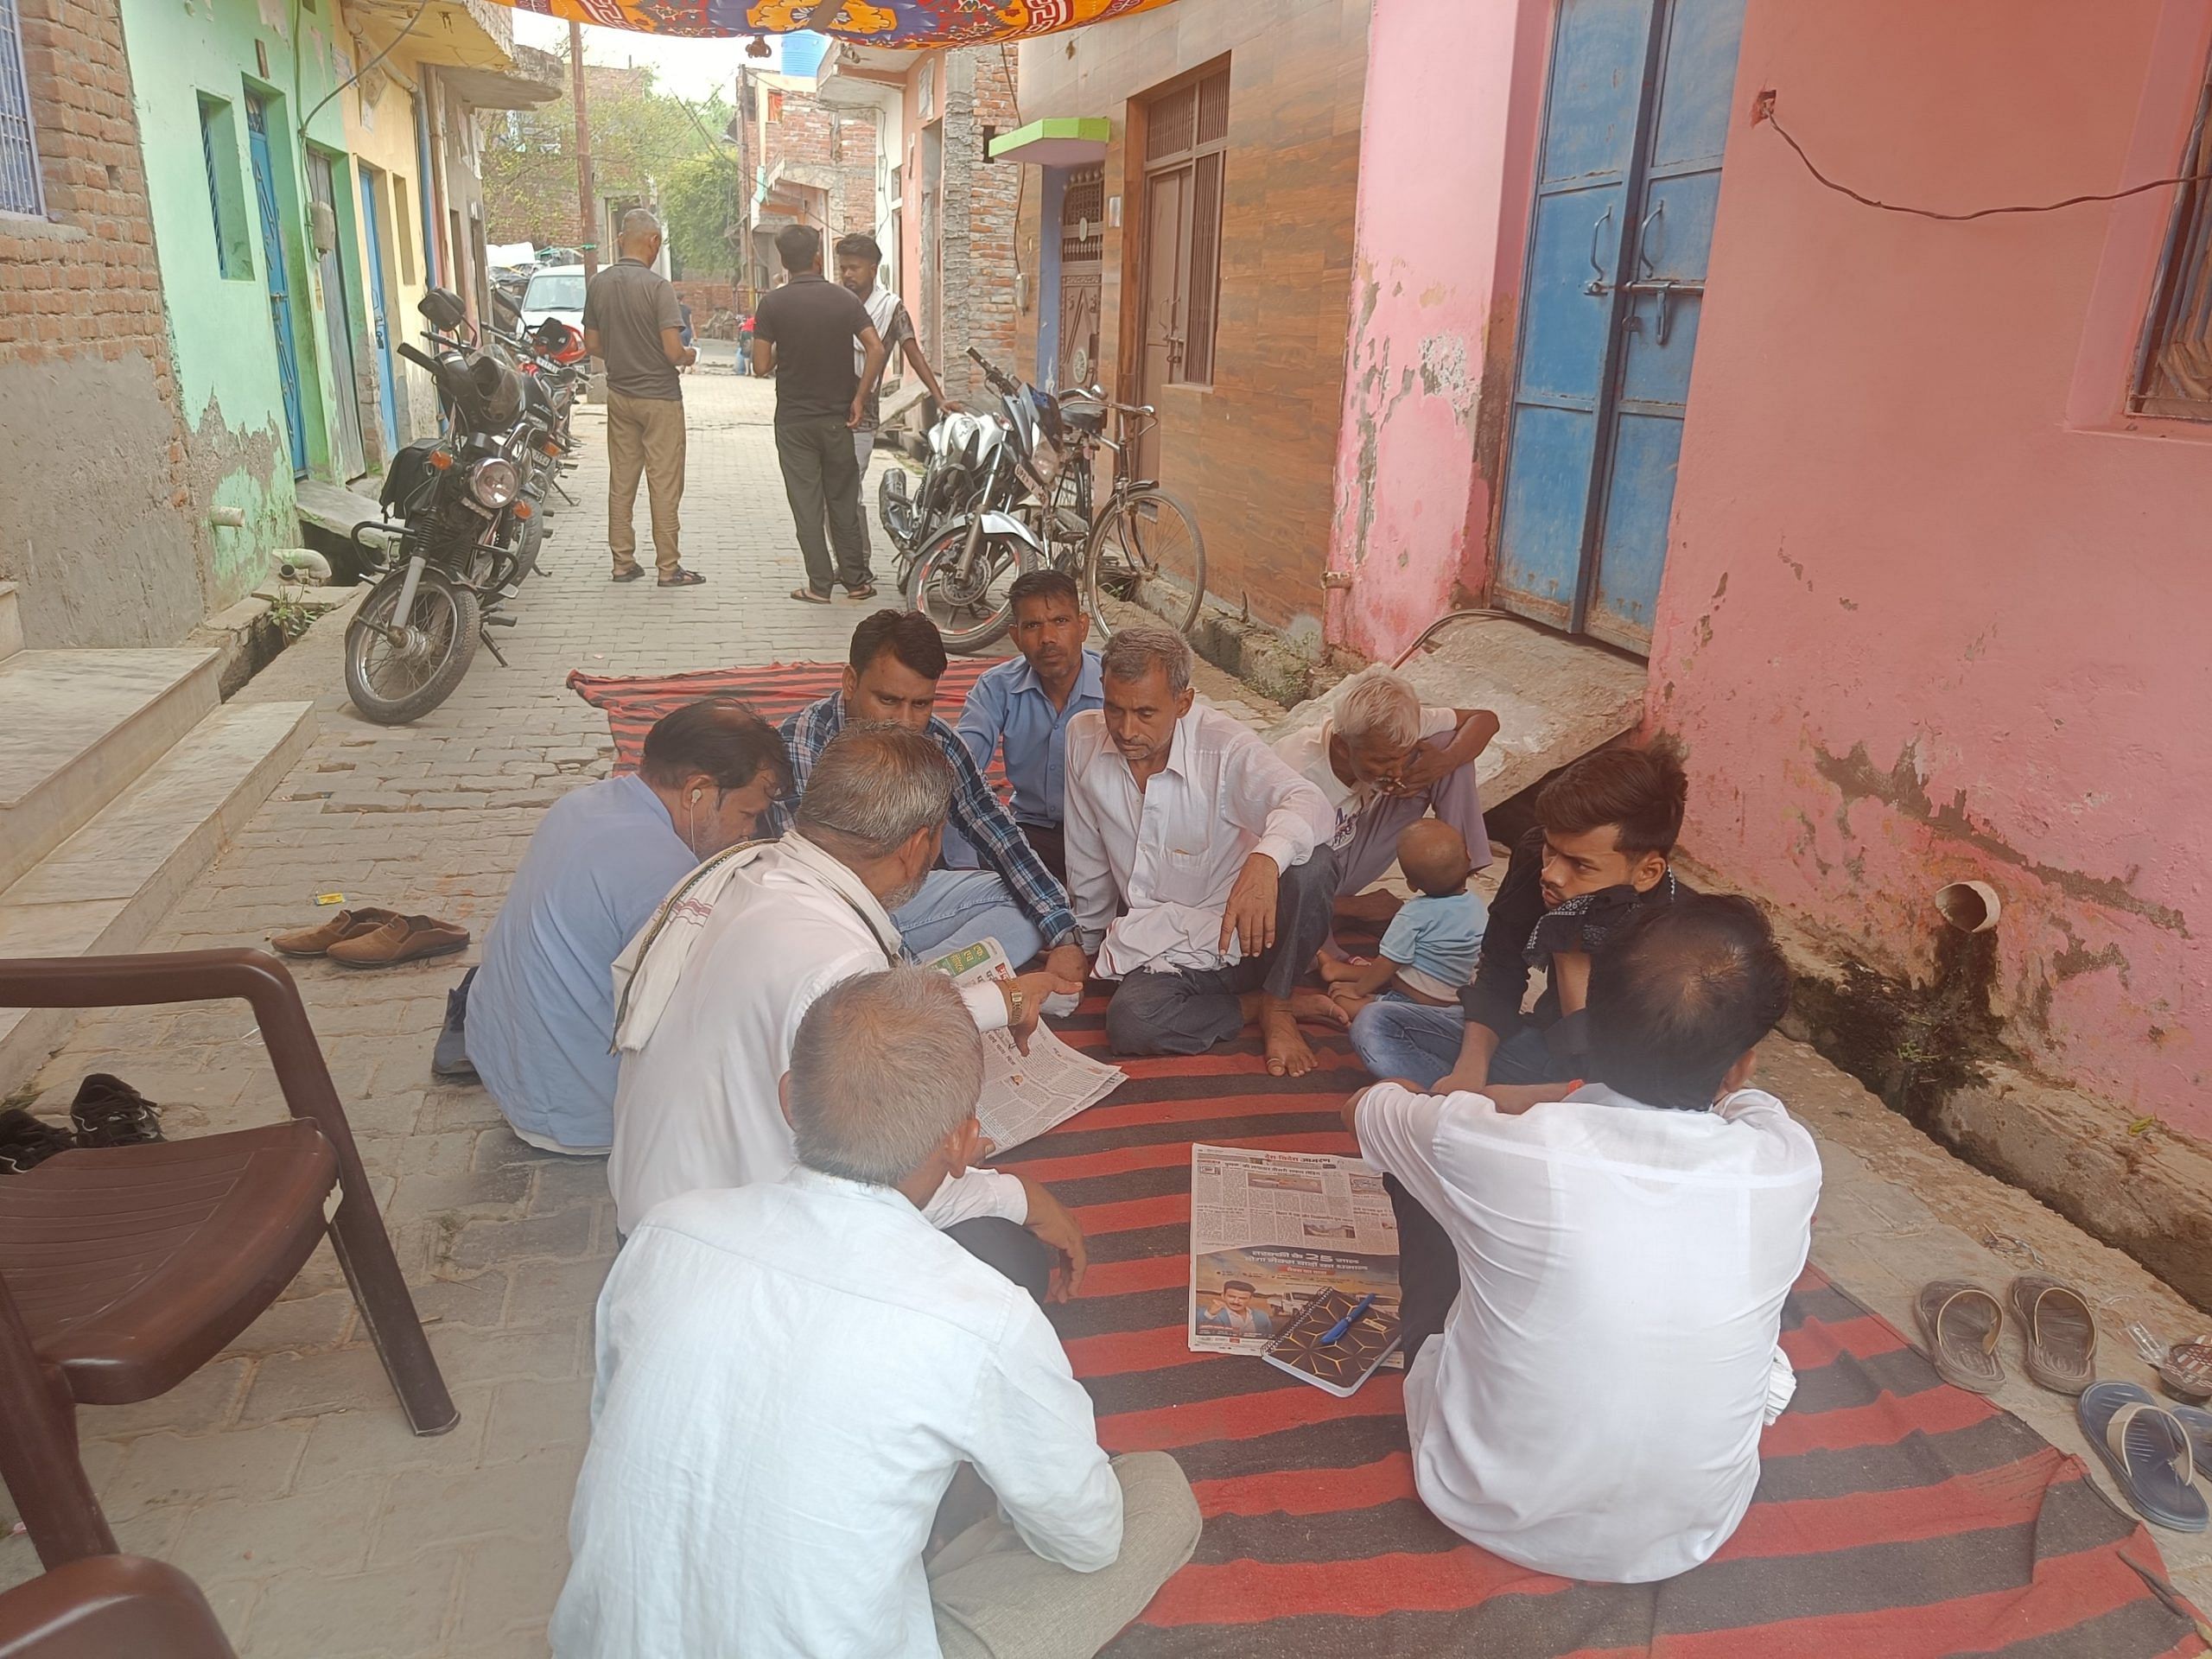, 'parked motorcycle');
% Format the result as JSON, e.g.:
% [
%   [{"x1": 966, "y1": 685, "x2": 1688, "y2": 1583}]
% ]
[
  {"x1": 343, "y1": 288, "x2": 553, "y2": 725},
  {"x1": 878, "y1": 407, "x2": 989, "y2": 575},
  {"x1": 901, "y1": 352, "x2": 1056, "y2": 652}
]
